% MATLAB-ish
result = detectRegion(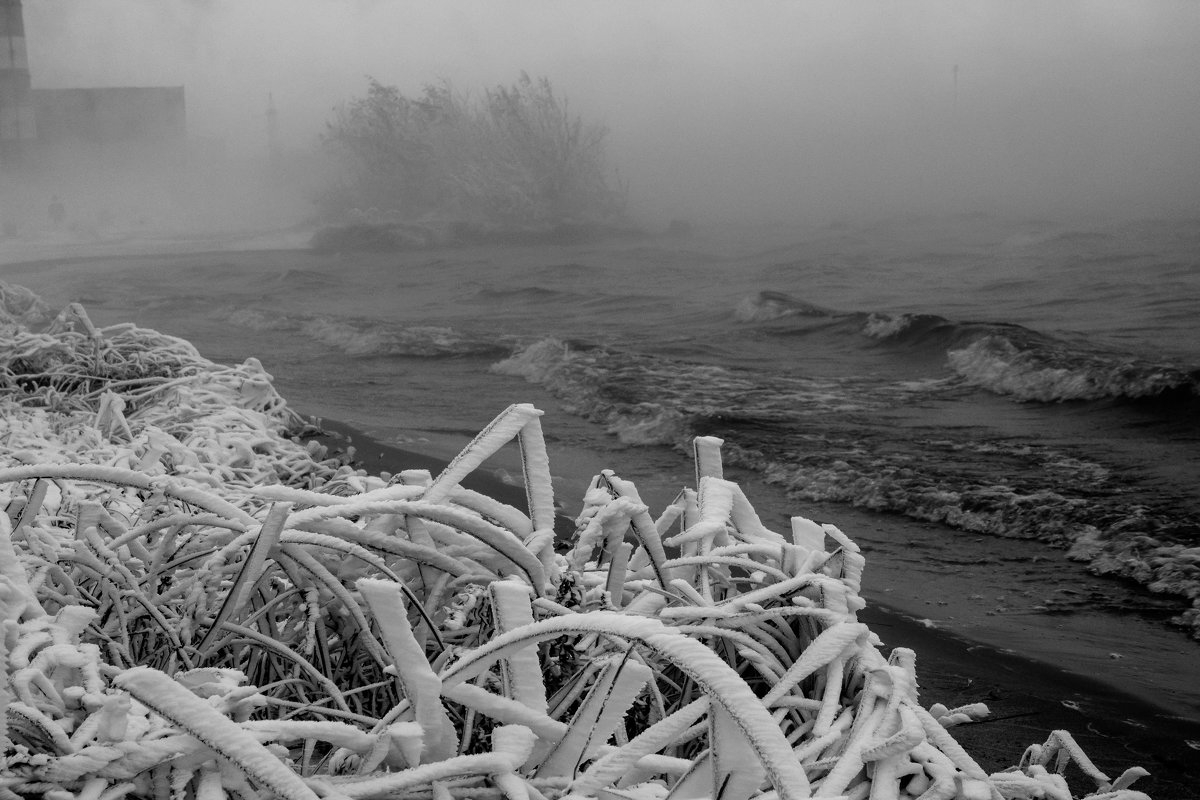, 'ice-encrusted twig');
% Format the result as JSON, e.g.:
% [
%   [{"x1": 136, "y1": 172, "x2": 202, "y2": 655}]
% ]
[
  {"x1": 358, "y1": 578, "x2": 459, "y2": 763},
  {"x1": 115, "y1": 666, "x2": 321, "y2": 800},
  {"x1": 437, "y1": 611, "x2": 813, "y2": 800}
]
